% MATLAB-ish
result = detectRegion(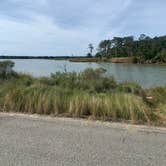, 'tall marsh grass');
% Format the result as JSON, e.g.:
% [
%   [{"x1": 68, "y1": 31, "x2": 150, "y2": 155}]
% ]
[
  {"x1": 0, "y1": 85, "x2": 158, "y2": 124},
  {"x1": 69, "y1": 93, "x2": 150, "y2": 123},
  {"x1": 0, "y1": 61, "x2": 165, "y2": 126},
  {"x1": 1, "y1": 85, "x2": 69, "y2": 115}
]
